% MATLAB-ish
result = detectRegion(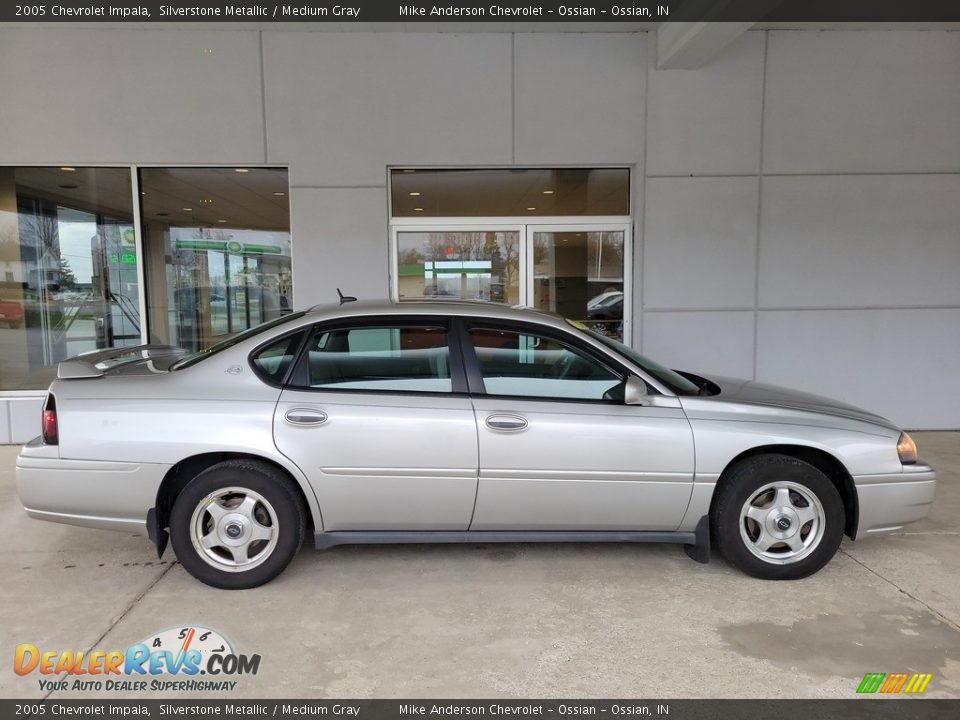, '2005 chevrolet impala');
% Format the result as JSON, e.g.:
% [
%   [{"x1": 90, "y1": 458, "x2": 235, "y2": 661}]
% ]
[{"x1": 16, "y1": 300, "x2": 935, "y2": 588}]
